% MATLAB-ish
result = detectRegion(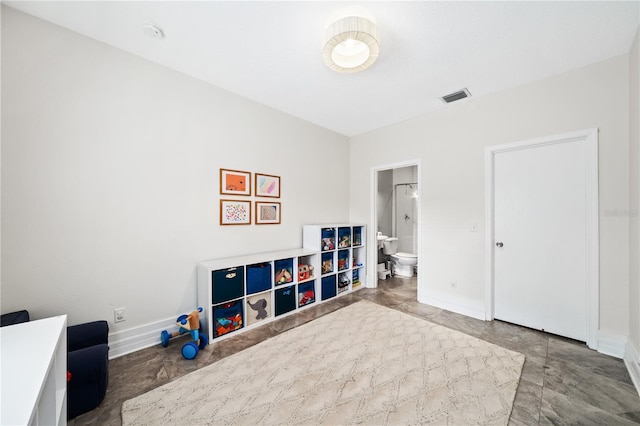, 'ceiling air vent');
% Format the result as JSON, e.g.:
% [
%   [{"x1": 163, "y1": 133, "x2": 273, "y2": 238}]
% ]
[{"x1": 440, "y1": 88, "x2": 471, "y2": 104}]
